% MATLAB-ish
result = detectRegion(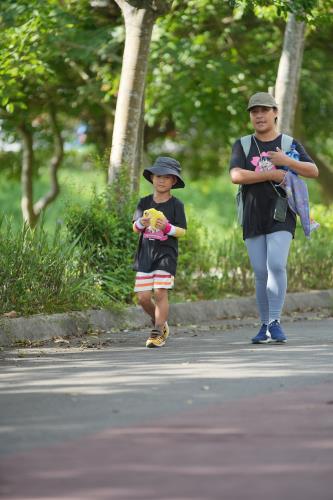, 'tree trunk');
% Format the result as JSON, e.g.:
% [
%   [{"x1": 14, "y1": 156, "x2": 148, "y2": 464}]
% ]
[
  {"x1": 108, "y1": 0, "x2": 172, "y2": 186},
  {"x1": 132, "y1": 89, "x2": 145, "y2": 193},
  {"x1": 274, "y1": 15, "x2": 333, "y2": 202},
  {"x1": 33, "y1": 107, "x2": 63, "y2": 217},
  {"x1": 19, "y1": 109, "x2": 63, "y2": 228},
  {"x1": 19, "y1": 123, "x2": 37, "y2": 227},
  {"x1": 275, "y1": 13, "x2": 306, "y2": 135}
]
